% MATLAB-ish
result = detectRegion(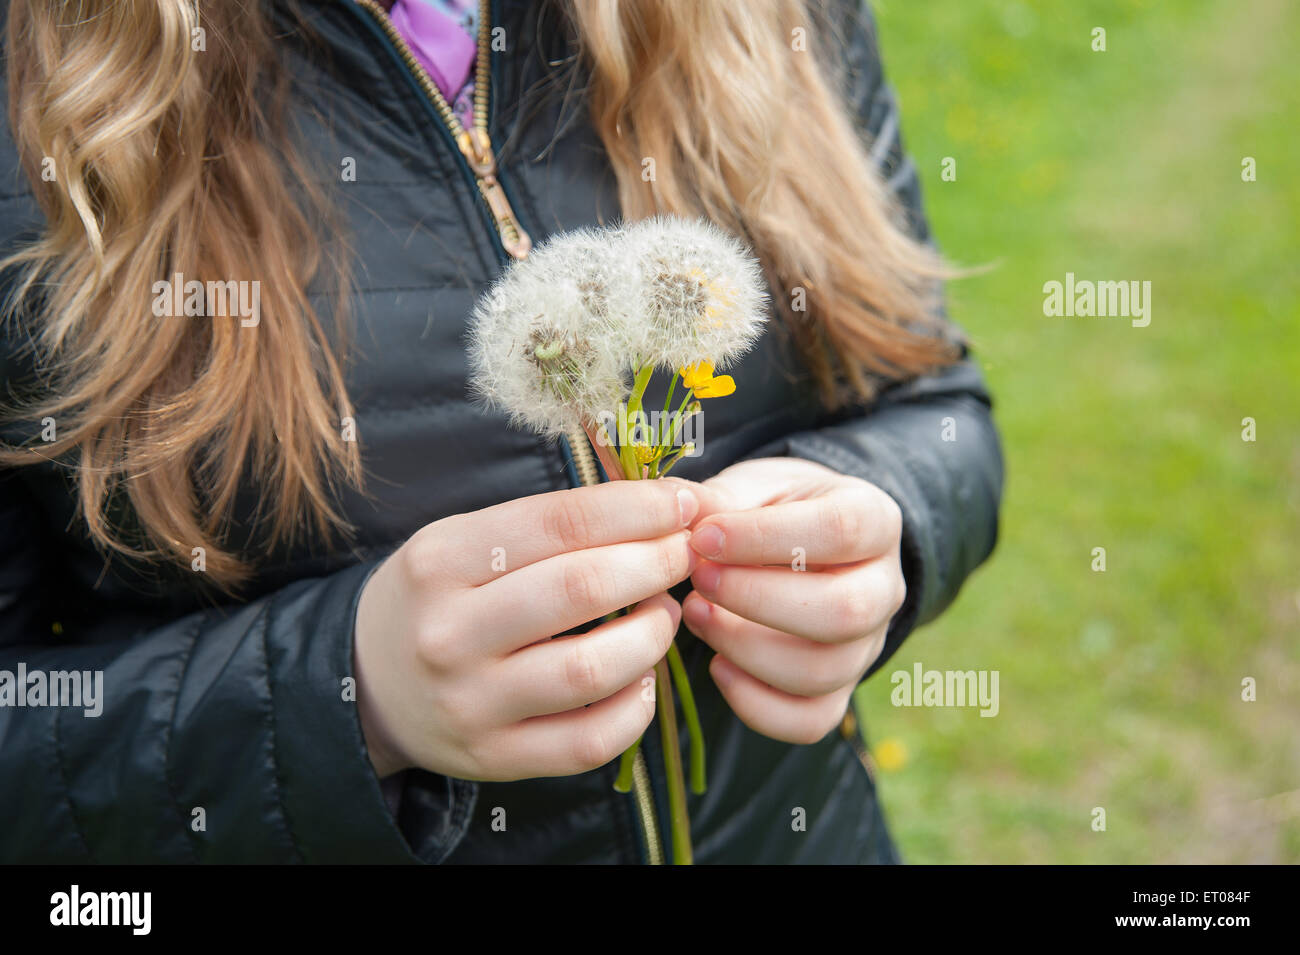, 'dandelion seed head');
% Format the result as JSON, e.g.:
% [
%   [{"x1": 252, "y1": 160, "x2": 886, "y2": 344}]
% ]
[
  {"x1": 467, "y1": 230, "x2": 630, "y2": 435},
  {"x1": 620, "y1": 216, "x2": 769, "y2": 371},
  {"x1": 467, "y1": 219, "x2": 766, "y2": 437}
]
